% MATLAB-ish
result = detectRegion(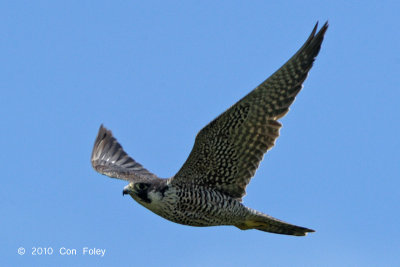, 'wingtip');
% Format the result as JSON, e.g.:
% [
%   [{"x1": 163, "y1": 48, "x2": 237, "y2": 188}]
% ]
[
  {"x1": 319, "y1": 20, "x2": 329, "y2": 34},
  {"x1": 92, "y1": 124, "x2": 112, "y2": 164},
  {"x1": 96, "y1": 124, "x2": 112, "y2": 140},
  {"x1": 314, "y1": 20, "x2": 329, "y2": 27},
  {"x1": 312, "y1": 21, "x2": 319, "y2": 35},
  {"x1": 303, "y1": 21, "x2": 328, "y2": 49},
  {"x1": 99, "y1": 123, "x2": 106, "y2": 132},
  {"x1": 314, "y1": 20, "x2": 329, "y2": 35}
]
